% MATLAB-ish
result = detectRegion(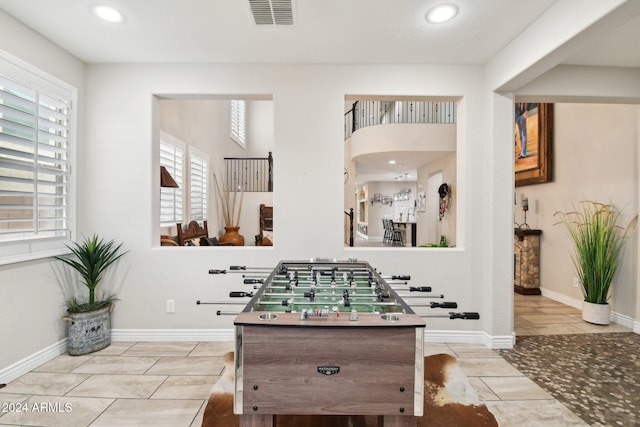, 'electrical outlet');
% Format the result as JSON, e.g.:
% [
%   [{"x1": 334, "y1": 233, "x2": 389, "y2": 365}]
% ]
[
  {"x1": 573, "y1": 277, "x2": 581, "y2": 288},
  {"x1": 166, "y1": 299, "x2": 175, "y2": 313}
]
